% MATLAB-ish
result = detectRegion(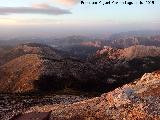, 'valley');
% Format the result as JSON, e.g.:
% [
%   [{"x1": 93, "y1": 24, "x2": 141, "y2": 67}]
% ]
[{"x1": 0, "y1": 34, "x2": 160, "y2": 120}]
